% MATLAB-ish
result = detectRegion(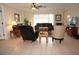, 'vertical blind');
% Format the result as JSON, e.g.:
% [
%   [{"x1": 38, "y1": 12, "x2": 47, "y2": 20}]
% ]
[{"x1": 34, "y1": 14, "x2": 54, "y2": 26}]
